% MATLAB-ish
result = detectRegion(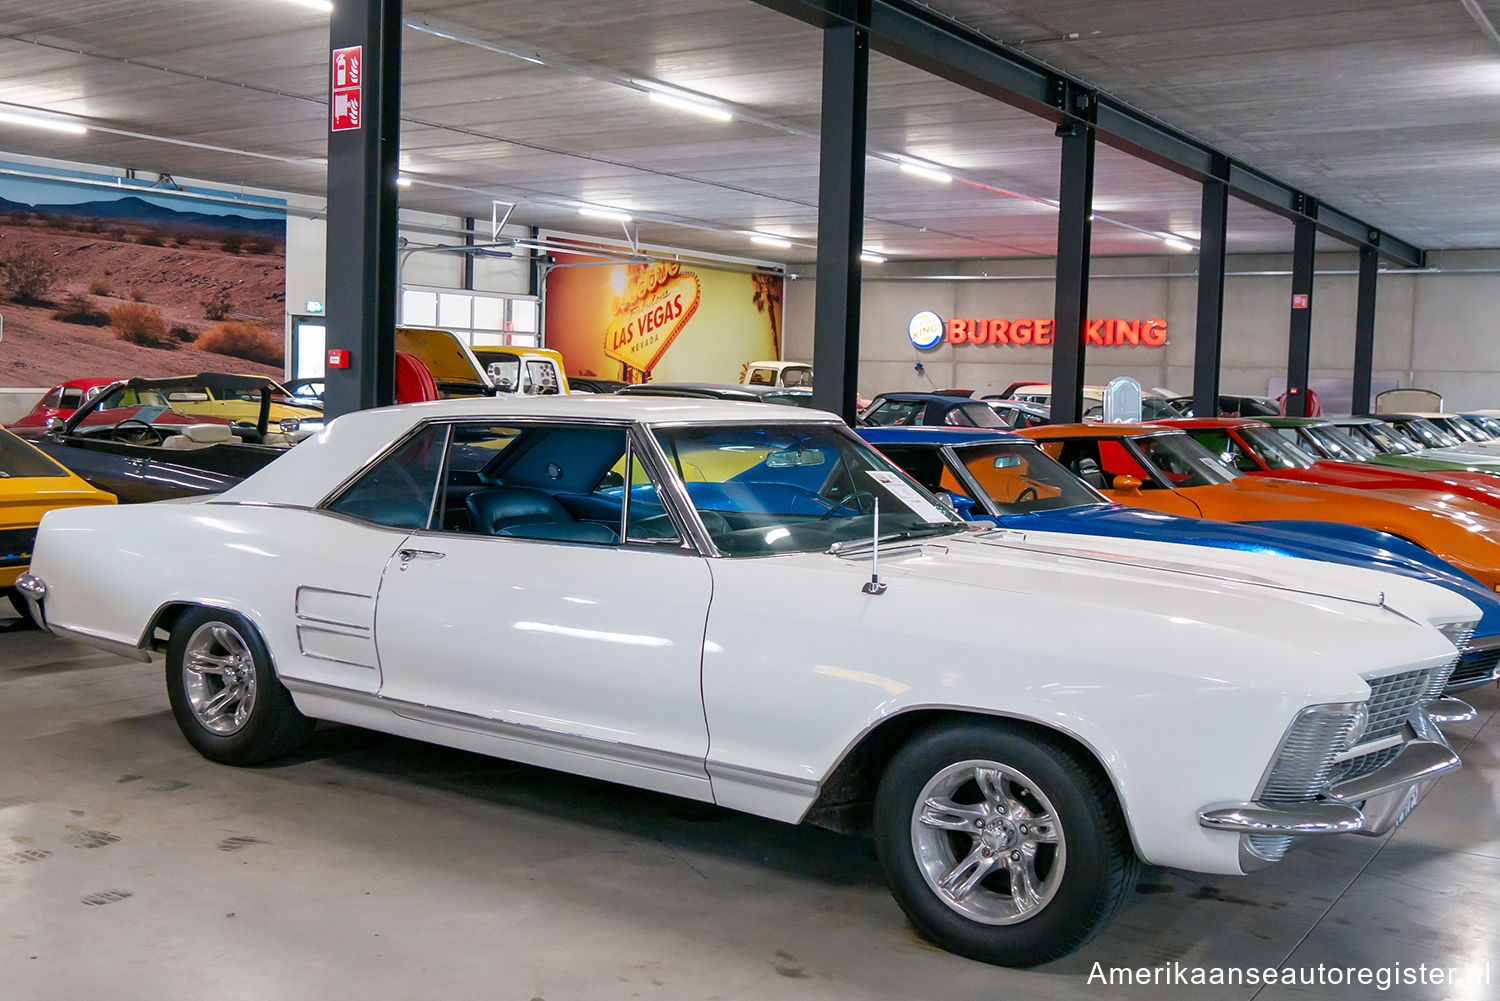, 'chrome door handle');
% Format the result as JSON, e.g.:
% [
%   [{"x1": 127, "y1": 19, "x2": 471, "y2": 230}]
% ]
[{"x1": 397, "y1": 549, "x2": 446, "y2": 570}]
